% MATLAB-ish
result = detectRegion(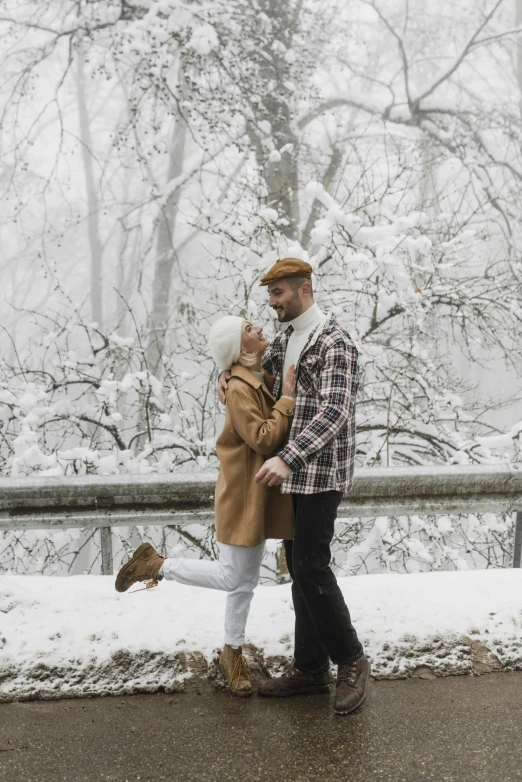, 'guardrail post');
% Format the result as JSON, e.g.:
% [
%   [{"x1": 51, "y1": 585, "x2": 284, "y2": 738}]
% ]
[
  {"x1": 276, "y1": 542, "x2": 289, "y2": 583},
  {"x1": 100, "y1": 527, "x2": 113, "y2": 575},
  {"x1": 513, "y1": 511, "x2": 522, "y2": 568}
]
